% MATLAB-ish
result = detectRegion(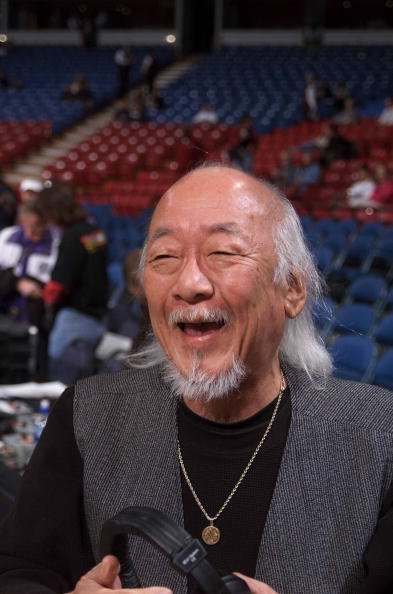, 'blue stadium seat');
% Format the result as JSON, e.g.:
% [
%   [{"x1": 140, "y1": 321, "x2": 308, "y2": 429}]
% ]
[
  {"x1": 367, "y1": 239, "x2": 393, "y2": 275},
  {"x1": 347, "y1": 274, "x2": 386, "y2": 305},
  {"x1": 329, "y1": 335, "x2": 377, "y2": 382},
  {"x1": 313, "y1": 246, "x2": 334, "y2": 274},
  {"x1": 373, "y1": 349, "x2": 393, "y2": 391},
  {"x1": 342, "y1": 236, "x2": 376, "y2": 269},
  {"x1": 373, "y1": 313, "x2": 393, "y2": 347},
  {"x1": 332, "y1": 303, "x2": 376, "y2": 335},
  {"x1": 384, "y1": 288, "x2": 393, "y2": 311}
]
